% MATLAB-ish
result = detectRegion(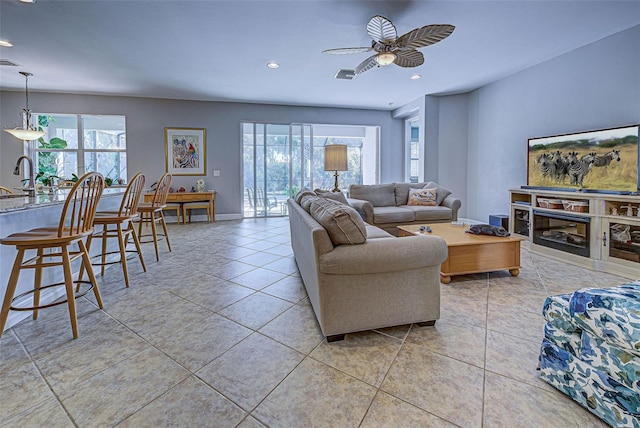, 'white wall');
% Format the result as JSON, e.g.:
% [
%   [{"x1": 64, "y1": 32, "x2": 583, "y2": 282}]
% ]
[
  {"x1": 1, "y1": 95, "x2": 402, "y2": 215},
  {"x1": 466, "y1": 24, "x2": 640, "y2": 222}
]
